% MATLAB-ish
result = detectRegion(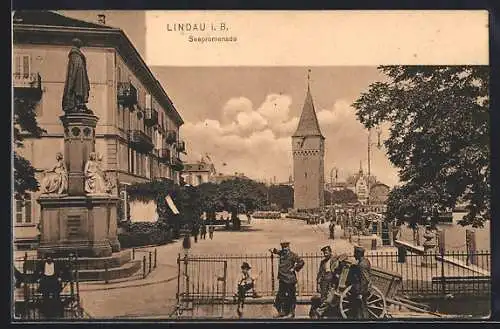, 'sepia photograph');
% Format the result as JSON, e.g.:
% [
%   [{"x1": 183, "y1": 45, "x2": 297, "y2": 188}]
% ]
[{"x1": 11, "y1": 10, "x2": 490, "y2": 321}]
